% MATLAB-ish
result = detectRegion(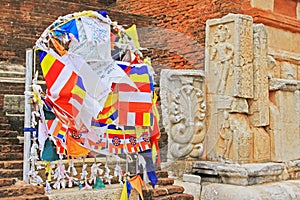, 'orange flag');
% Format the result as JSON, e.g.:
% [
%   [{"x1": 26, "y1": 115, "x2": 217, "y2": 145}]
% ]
[
  {"x1": 50, "y1": 38, "x2": 68, "y2": 56},
  {"x1": 66, "y1": 133, "x2": 90, "y2": 158},
  {"x1": 128, "y1": 175, "x2": 148, "y2": 200}
]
